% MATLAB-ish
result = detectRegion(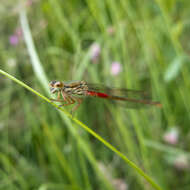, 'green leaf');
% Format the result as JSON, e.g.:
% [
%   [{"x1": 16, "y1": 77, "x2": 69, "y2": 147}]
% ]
[{"x1": 164, "y1": 55, "x2": 189, "y2": 82}]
